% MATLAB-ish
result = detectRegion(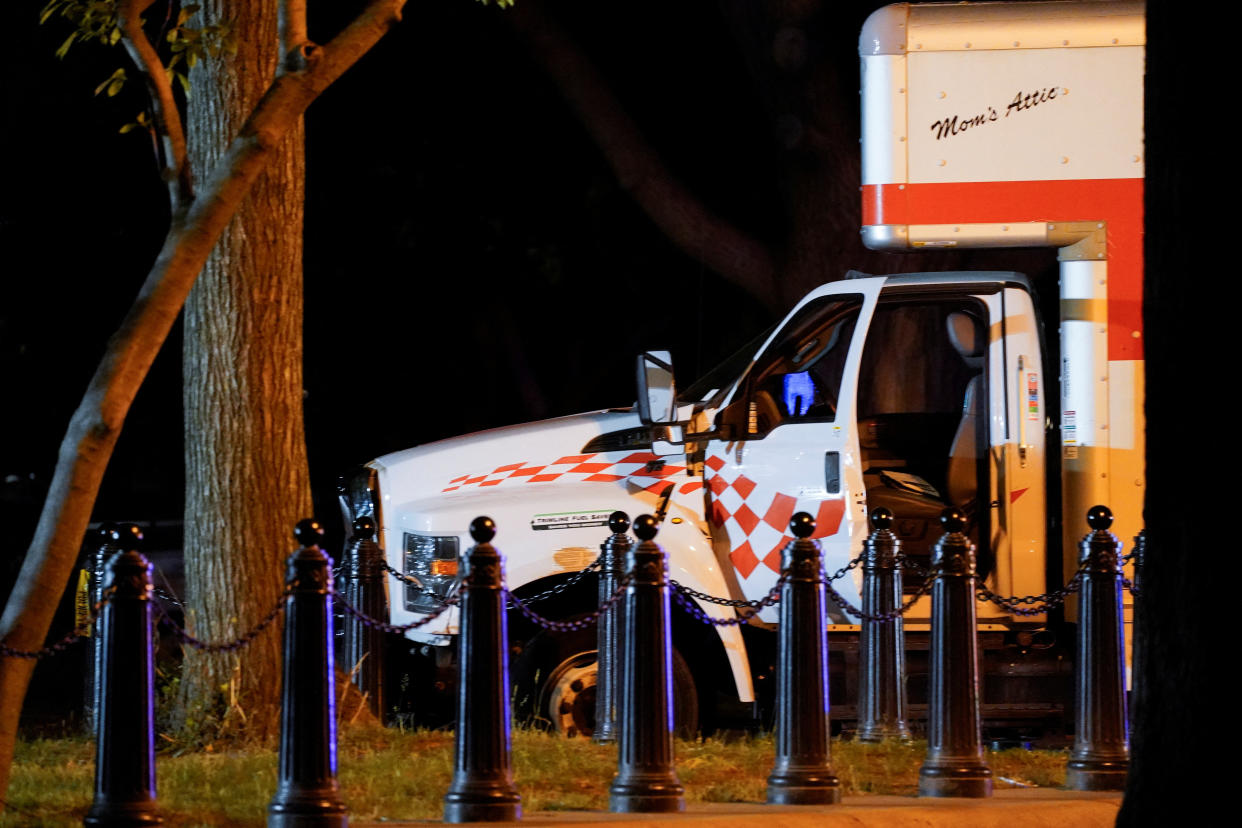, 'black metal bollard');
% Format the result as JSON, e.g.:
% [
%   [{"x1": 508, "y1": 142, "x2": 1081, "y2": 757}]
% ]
[
  {"x1": 857, "y1": 507, "x2": 912, "y2": 743},
  {"x1": 609, "y1": 515, "x2": 684, "y2": 813},
  {"x1": 443, "y1": 517, "x2": 522, "y2": 823},
  {"x1": 268, "y1": 519, "x2": 348, "y2": 828},
  {"x1": 766, "y1": 512, "x2": 841, "y2": 805},
  {"x1": 85, "y1": 524, "x2": 161, "y2": 826},
  {"x1": 1065, "y1": 506, "x2": 1130, "y2": 791},
  {"x1": 593, "y1": 511, "x2": 630, "y2": 745},
  {"x1": 341, "y1": 516, "x2": 387, "y2": 722},
  {"x1": 84, "y1": 522, "x2": 120, "y2": 734},
  {"x1": 918, "y1": 509, "x2": 992, "y2": 798}
]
